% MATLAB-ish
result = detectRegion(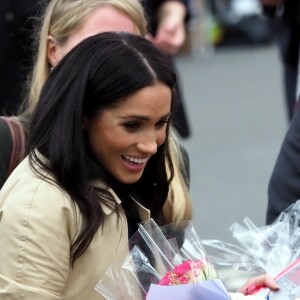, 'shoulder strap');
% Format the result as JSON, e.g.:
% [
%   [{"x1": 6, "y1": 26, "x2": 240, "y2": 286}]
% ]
[{"x1": 0, "y1": 116, "x2": 26, "y2": 176}]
